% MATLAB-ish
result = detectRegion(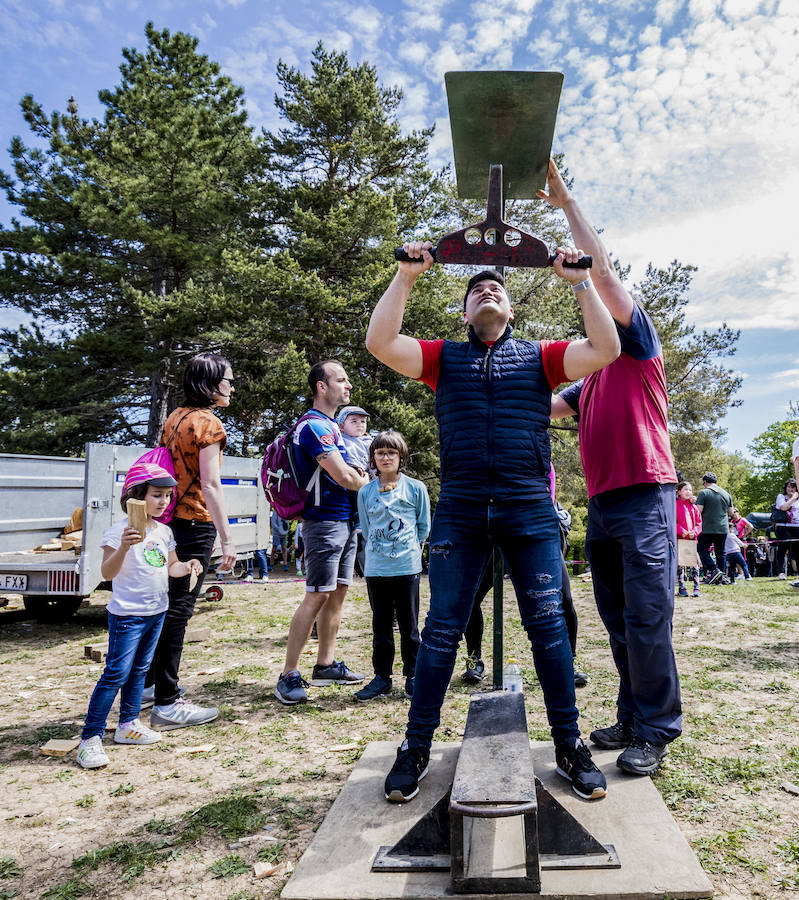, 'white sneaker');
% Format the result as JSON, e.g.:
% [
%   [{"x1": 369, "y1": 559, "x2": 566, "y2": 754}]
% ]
[
  {"x1": 141, "y1": 684, "x2": 185, "y2": 709},
  {"x1": 242, "y1": 574, "x2": 254, "y2": 583},
  {"x1": 77, "y1": 735, "x2": 109, "y2": 769},
  {"x1": 150, "y1": 698, "x2": 219, "y2": 730},
  {"x1": 779, "y1": 572, "x2": 787, "y2": 580},
  {"x1": 114, "y1": 718, "x2": 162, "y2": 745}
]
